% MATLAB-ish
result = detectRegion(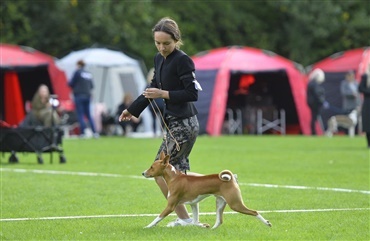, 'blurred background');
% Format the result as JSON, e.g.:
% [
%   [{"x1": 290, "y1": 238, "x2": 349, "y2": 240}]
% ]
[
  {"x1": 1, "y1": 0, "x2": 369, "y2": 67},
  {"x1": 1, "y1": 0, "x2": 369, "y2": 137}
]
